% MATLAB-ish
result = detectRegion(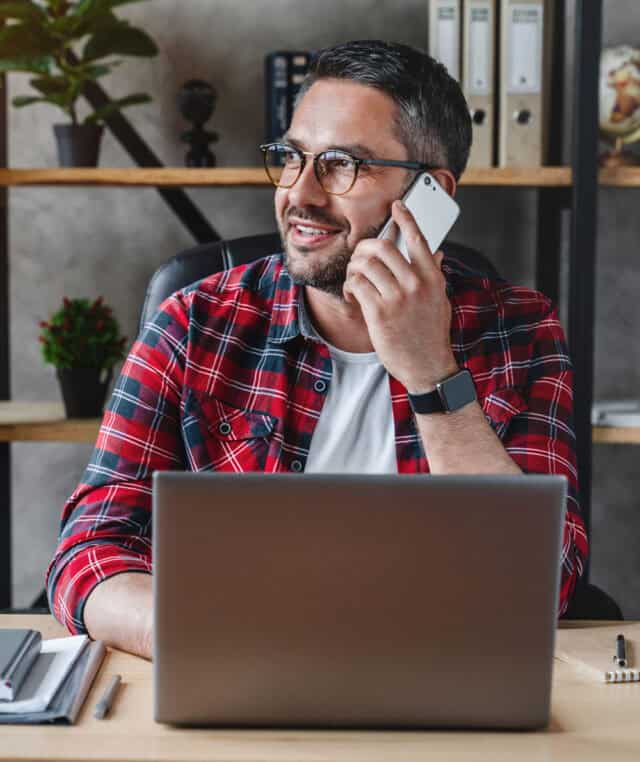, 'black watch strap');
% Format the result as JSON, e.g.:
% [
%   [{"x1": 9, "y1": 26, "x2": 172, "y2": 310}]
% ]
[
  {"x1": 408, "y1": 369, "x2": 476, "y2": 415},
  {"x1": 407, "y1": 388, "x2": 445, "y2": 414}
]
